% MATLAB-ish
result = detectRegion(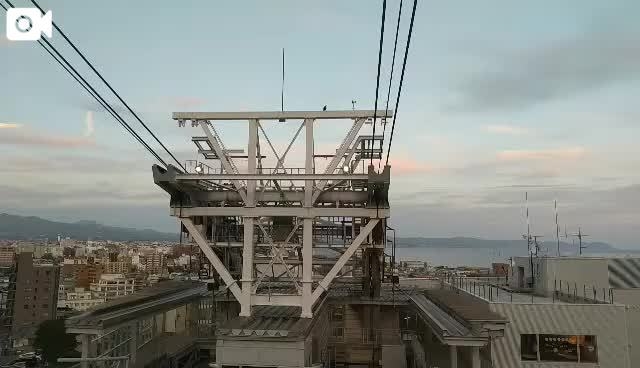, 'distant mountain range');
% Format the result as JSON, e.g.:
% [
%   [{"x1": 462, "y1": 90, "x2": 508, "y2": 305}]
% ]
[
  {"x1": 395, "y1": 236, "x2": 627, "y2": 253},
  {"x1": 0, "y1": 213, "x2": 629, "y2": 252},
  {"x1": 0, "y1": 213, "x2": 178, "y2": 241}
]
